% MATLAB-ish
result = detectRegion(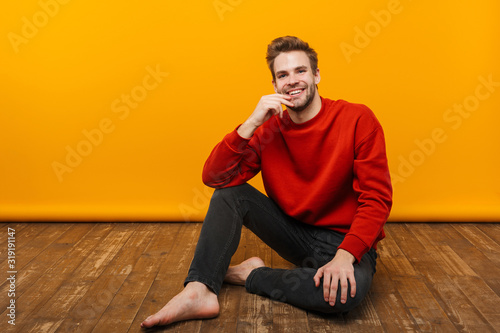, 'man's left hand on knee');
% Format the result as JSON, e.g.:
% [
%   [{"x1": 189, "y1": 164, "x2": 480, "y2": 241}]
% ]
[{"x1": 313, "y1": 249, "x2": 356, "y2": 306}]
